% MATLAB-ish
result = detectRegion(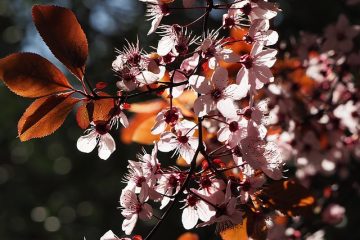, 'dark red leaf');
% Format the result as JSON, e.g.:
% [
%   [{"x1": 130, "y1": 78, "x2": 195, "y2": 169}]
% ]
[
  {"x1": 18, "y1": 93, "x2": 79, "y2": 141},
  {"x1": 76, "y1": 100, "x2": 91, "y2": 129},
  {"x1": 263, "y1": 179, "x2": 315, "y2": 217},
  {"x1": 75, "y1": 95, "x2": 115, "y2": 130},
  {"x1": 32, "y1": 5, "x2": 88, "y2": 80},
  {"x1": 0, "y1": 52, "x2": 72, "y2": 98}
]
